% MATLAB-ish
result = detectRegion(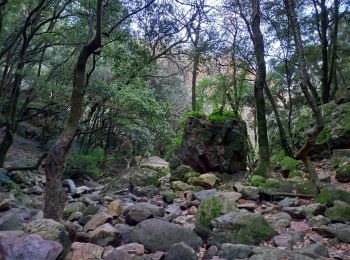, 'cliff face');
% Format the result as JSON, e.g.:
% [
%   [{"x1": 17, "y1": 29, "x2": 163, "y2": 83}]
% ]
[{"x1": 179, "y1": 116, "x2": 248, "y2": 173}]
